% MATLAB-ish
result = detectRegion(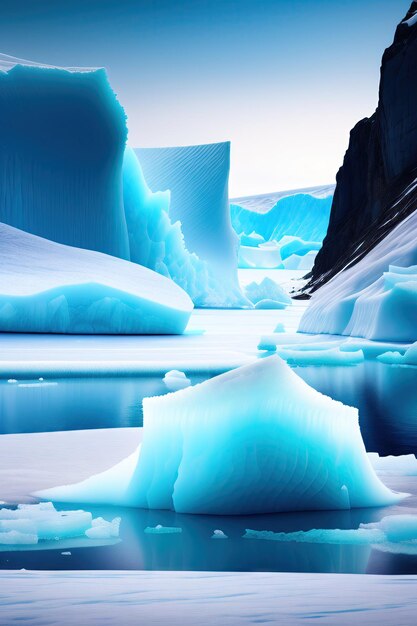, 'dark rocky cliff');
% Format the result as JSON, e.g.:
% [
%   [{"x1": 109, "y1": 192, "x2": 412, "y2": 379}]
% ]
[{"x1": 302, "y1": 2, "x2": 417, "y2": 295}]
